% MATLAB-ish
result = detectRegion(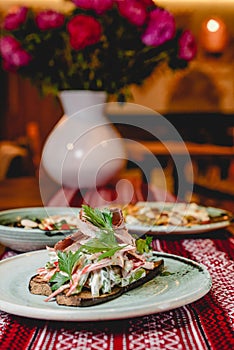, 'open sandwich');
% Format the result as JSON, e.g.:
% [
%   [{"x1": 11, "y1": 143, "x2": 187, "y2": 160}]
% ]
[{"x1": 29, "y1": 205, "x2": 164, "y2": 307}]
